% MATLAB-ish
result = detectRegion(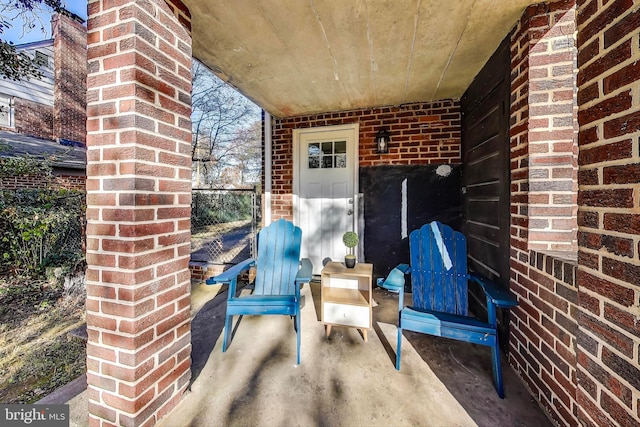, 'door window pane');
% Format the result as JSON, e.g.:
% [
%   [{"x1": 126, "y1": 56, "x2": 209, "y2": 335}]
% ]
[
  {"x1": 308, "y1": 143, "x2": 320, "y2": 168},
  {"x1": 322, "y1": 156, "x2": 333, "y2": 168},
  {"x1": 308, "y1": 143, "x2": 320, "y2": 156},
  {"x1": 309, "y1": 140, "x2": 348, "y2": 169}
]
